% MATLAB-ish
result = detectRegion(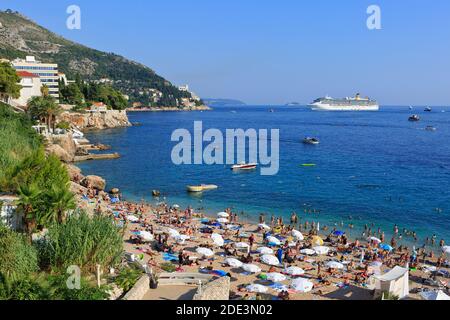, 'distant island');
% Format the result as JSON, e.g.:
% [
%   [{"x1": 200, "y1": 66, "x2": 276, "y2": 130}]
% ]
[
  {"x1": 285, "y1": 102, "x2": 302, "y2": 106},
  {"x1": 202, "y1": 98, "x2": 246, "y2": 107}
]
